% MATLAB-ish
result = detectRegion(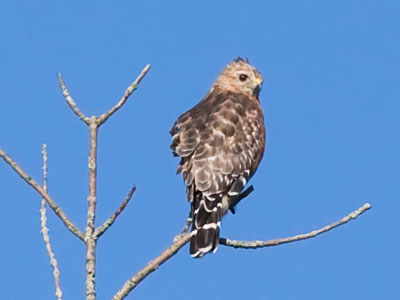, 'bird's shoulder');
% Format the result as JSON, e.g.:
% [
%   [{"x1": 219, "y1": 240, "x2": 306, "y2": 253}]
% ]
[
  {"x1": 170, "y1": 90, "x2": 259, "y2": 136},
  {"x1": 170, "y1": 90, "x2": 263, "y2": 158}
]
